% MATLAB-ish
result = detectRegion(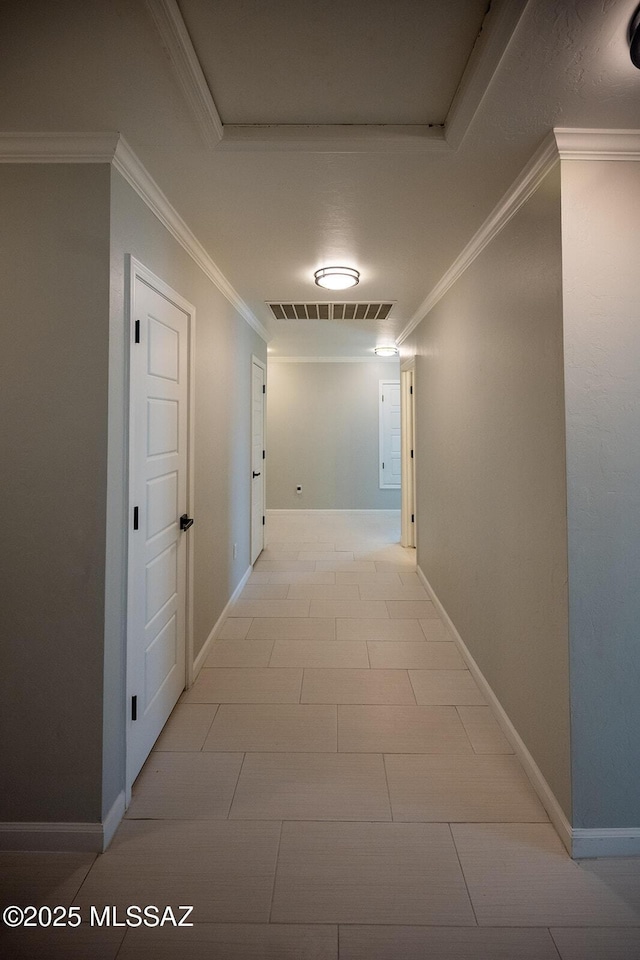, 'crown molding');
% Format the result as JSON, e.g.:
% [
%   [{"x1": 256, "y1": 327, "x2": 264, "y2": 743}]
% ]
[
  {"x1": 268, "y1": 355, "x2": 399, "y2": 363},
  {"x1": 553, "y1": 127, "x2": 640, "y2": 161},
  {"x1": 219, "y1": 124, "x2": 448, "y2": 153},
  {"x1": 112, "y1": 138, "x2": 269, "y2": 341},
  {"x1": 0, "y1": 131, "x2": 268, "y2": 341},
  {"x1": 397, "y1": 131, "x2": 559, "y2": 345},
  {"x1": 0, "y1": 132, "x2": 120, "y2": 162},
  {"x1": 145, "y1": 0, "x2": 223, "y2": 149}
]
